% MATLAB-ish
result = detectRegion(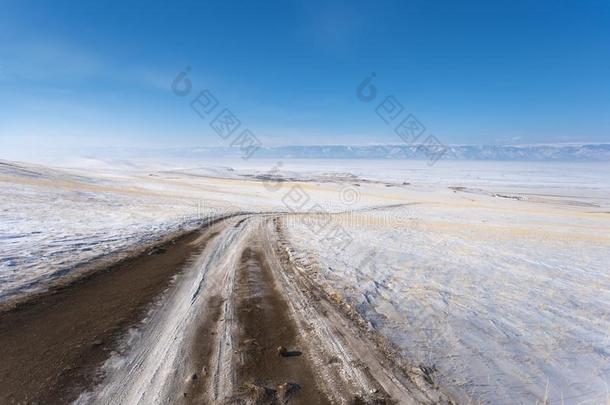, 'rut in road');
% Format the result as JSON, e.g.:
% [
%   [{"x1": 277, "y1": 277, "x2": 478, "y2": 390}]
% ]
[
  {"x1": 0, "y1": 227, "x2": 211, "y2": 404},
  {"x1": 234, "y1": 244, "x2": 330, "y2": 403}
]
